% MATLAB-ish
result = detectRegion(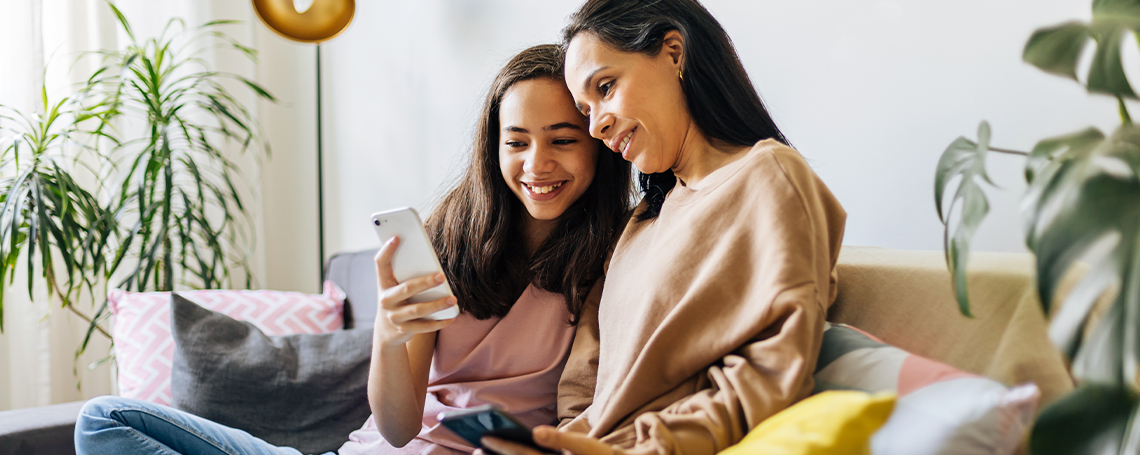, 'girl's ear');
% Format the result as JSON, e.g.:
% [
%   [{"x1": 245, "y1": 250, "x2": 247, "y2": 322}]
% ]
[{"x1": 661, "y1": 30, "x2": 685, "y2": 71}]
